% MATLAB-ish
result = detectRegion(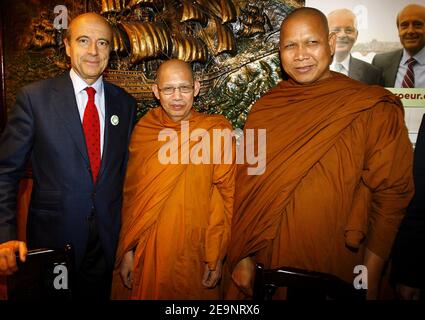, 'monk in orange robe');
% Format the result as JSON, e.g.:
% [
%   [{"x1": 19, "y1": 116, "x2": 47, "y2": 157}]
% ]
[
  {"x1": 226, "y1": 7, "x2": 414, "y2": 300},
  {"x1": 111, "y1": 59, "x2": 236, "y2": 299}
]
